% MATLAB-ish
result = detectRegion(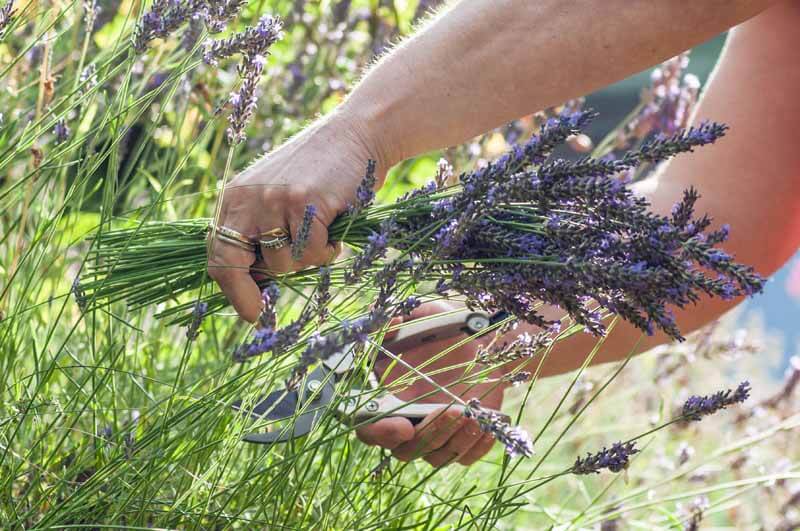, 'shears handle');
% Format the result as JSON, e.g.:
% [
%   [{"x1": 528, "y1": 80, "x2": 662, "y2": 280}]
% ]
[
  {"x1": 383, "y1": 309, "x2": 507, "y2": 353},
  {"x1": 342, "y1": 391, "x2": 511, "y2": 425}
]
